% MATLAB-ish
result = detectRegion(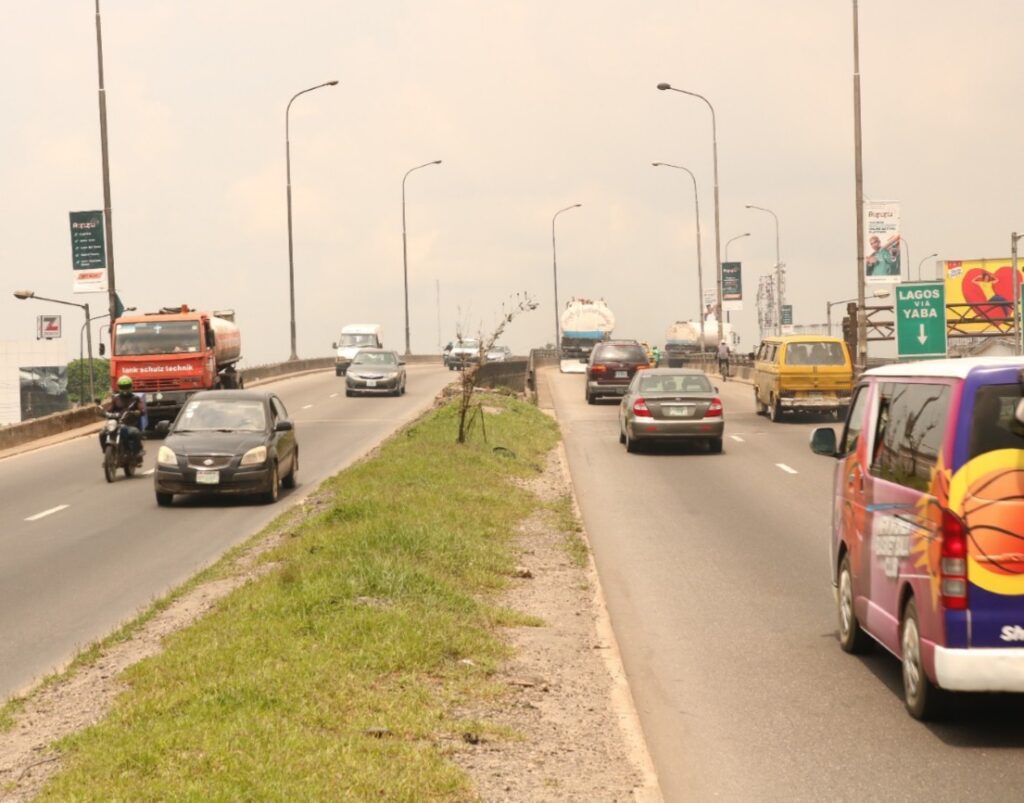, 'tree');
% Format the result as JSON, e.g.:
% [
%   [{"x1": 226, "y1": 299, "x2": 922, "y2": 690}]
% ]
[
  {"x1": 455, "y1": 292, "x2": 537, "y2": 444},
  {"x1": 66, "y1": 358, "x2": 111, "y2": 405}
]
